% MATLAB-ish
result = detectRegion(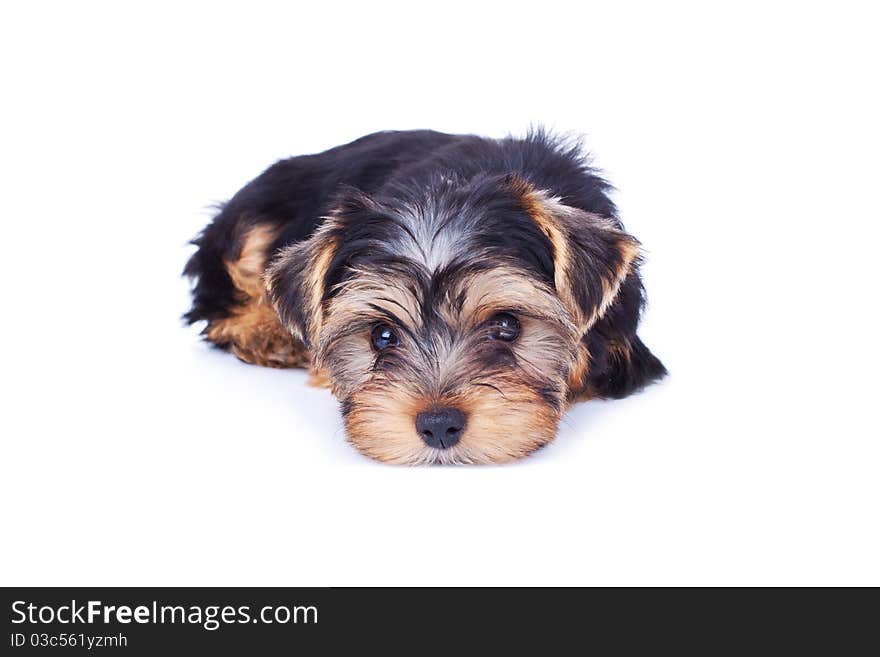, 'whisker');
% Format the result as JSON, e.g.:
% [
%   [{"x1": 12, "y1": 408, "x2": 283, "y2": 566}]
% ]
[{"x1": 472, "y1": 381, "x2": 510, "y2": 401}]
